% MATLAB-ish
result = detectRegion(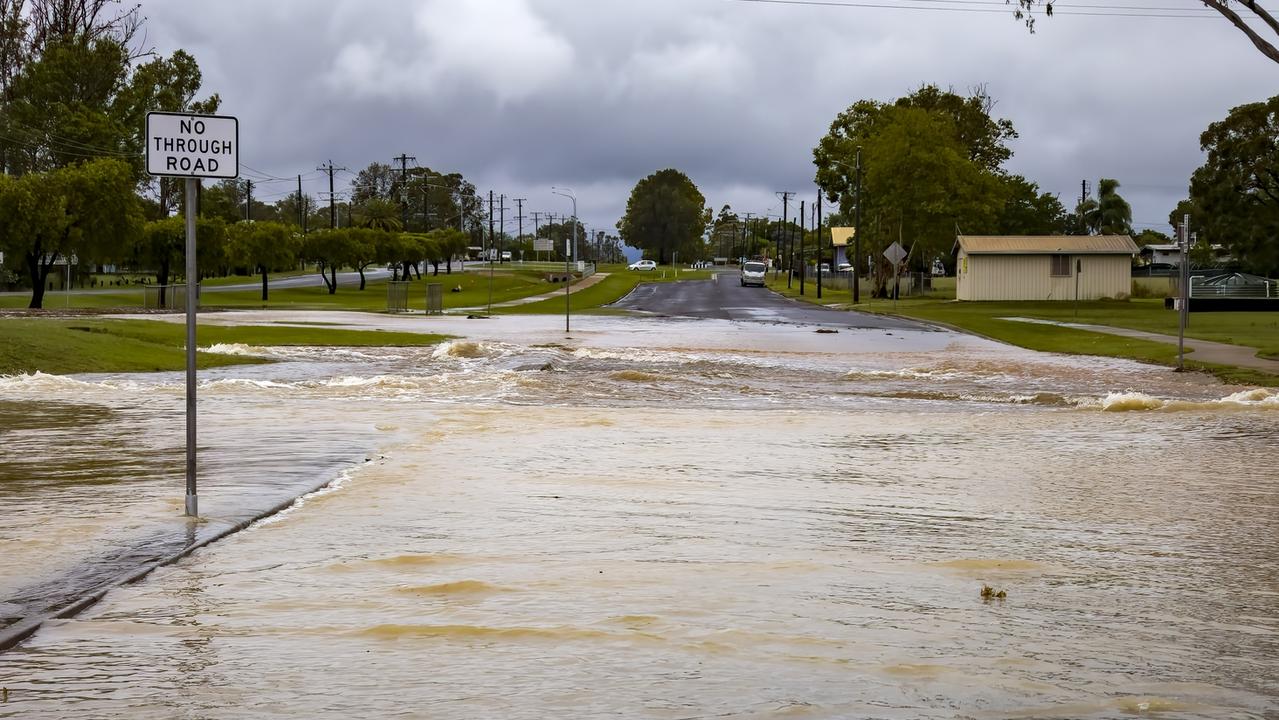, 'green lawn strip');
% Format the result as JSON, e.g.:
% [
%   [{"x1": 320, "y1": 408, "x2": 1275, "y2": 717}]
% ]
[
  {"x1": 0, "y1": 290, "x2": 146, "y2": 309},
  {"x1": 201, "y1": 269, "x2": 555, "y2": 312},
  {"x1": 0, "y1": 318, "x2": 452, "y2": 375},
  {"x1": 497, "y1": 270, "x2": 716, "y2": 315},
  {"x1": 858, "y1": 298, "x2": 1278, "y2": 386}
]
